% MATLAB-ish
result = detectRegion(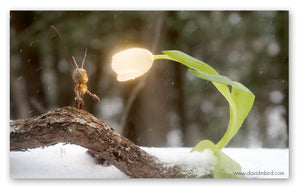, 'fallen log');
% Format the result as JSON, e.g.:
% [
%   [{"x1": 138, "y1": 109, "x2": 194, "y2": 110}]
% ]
[{"x1": 10, "y1": 106, "x2": 212, "y2": 178}]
